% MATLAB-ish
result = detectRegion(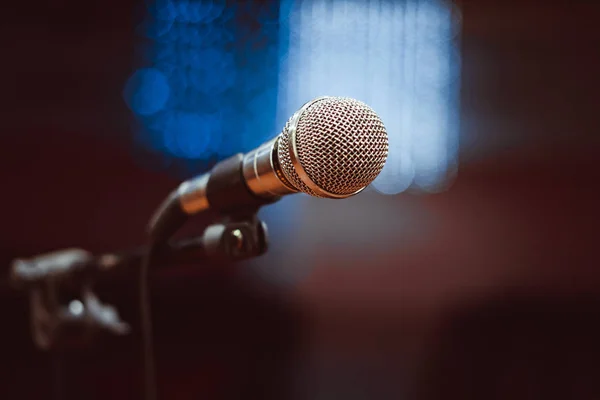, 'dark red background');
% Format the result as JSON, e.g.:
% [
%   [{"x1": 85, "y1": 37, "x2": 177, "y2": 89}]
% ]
[{"x1": 2, "y1": 0, "x2": 600, "y2": 399}]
